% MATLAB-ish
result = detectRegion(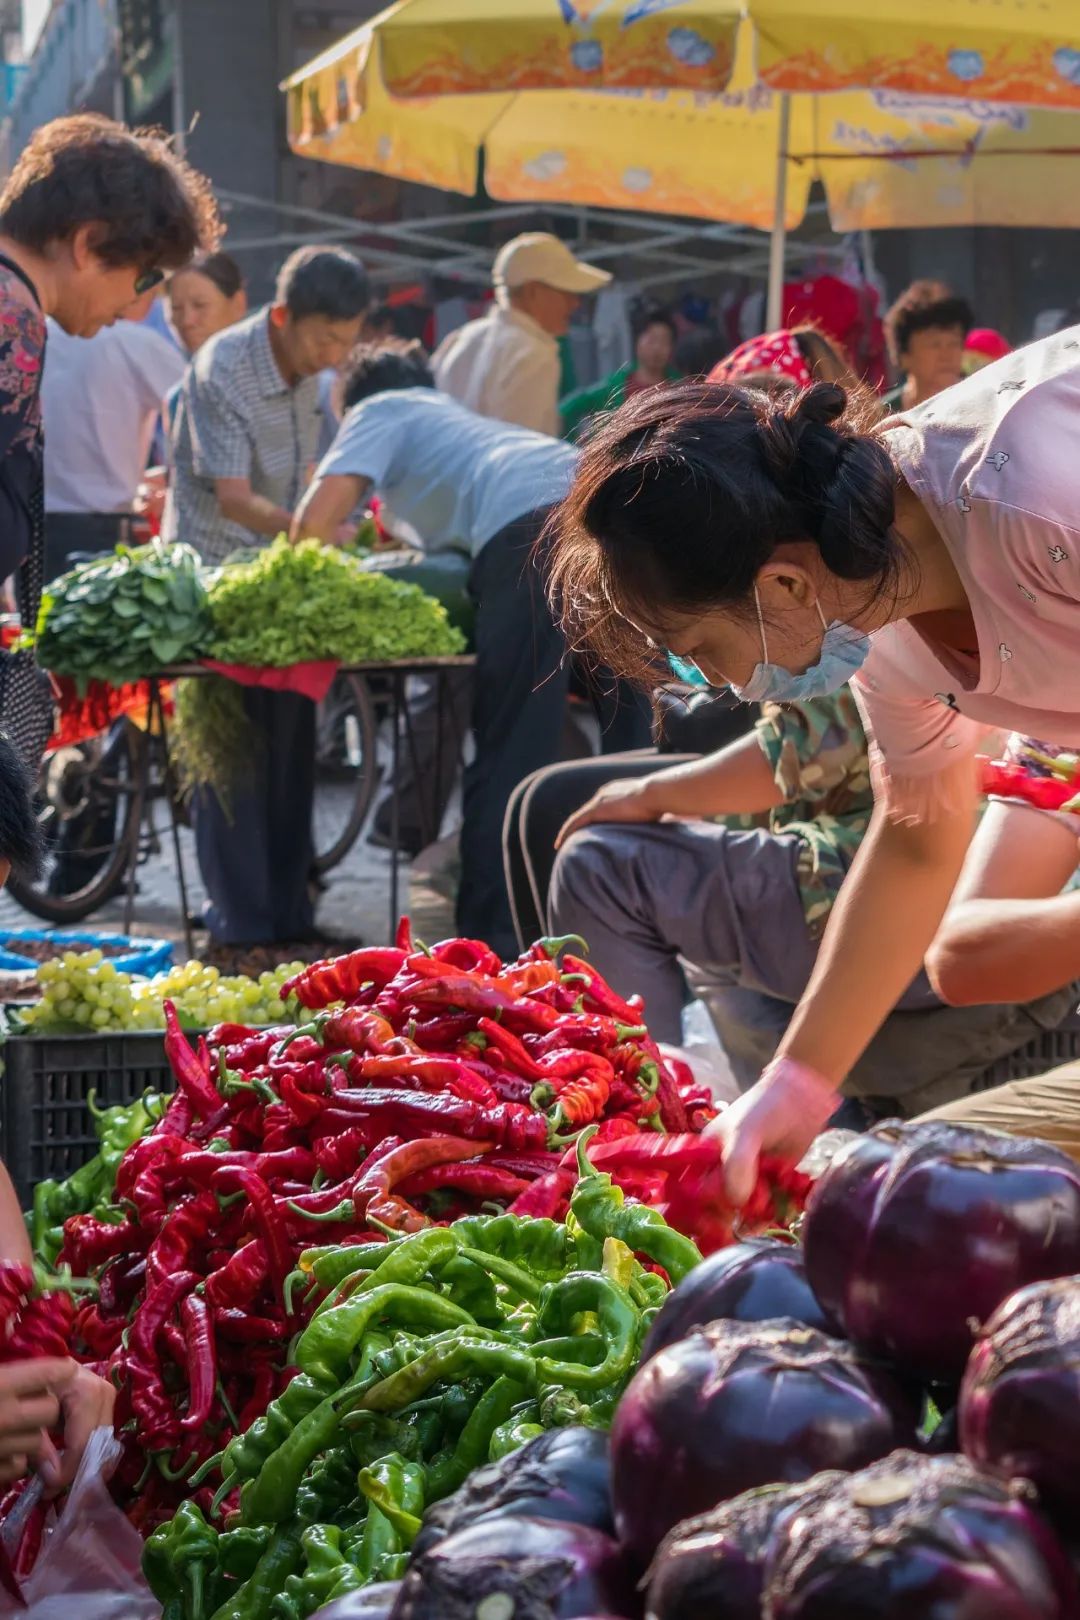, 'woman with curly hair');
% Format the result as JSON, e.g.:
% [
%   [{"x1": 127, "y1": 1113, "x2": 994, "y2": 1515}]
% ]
[{"x1": 0, "y1": 113, "x2": 218, "y2": 762}]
